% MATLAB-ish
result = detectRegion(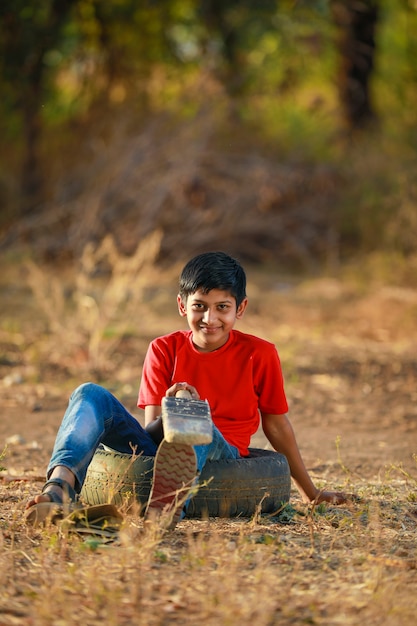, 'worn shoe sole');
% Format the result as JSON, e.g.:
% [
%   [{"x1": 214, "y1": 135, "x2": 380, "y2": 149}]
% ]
[
  {"x1": 145, "y1": 439, "x2": 197, "y2": 530},
  {"x1": 61, "y1": 504, "x2": 124, "y2": 539},
  {"x1": 162, "y1": 396, "x2": 213, "y2": 445}
]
